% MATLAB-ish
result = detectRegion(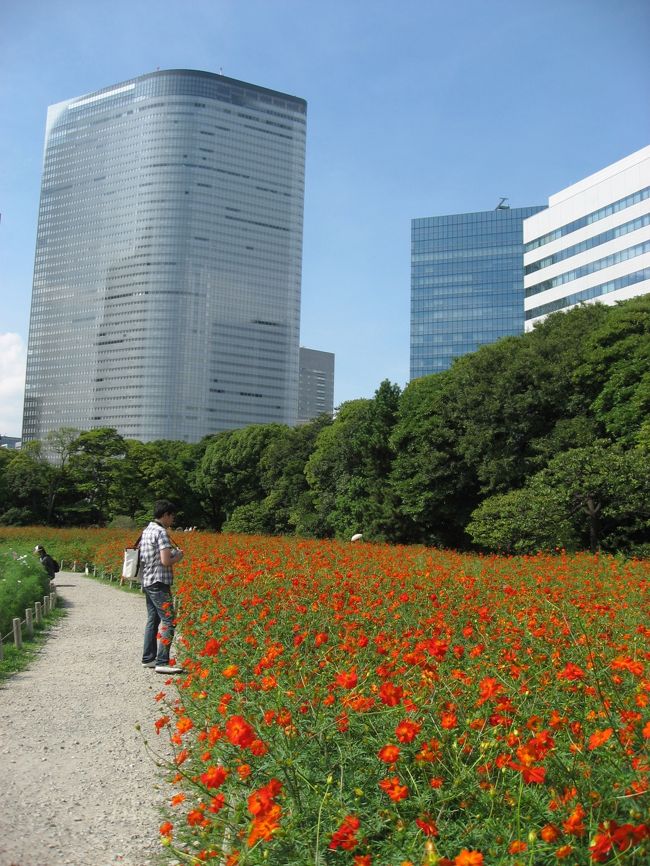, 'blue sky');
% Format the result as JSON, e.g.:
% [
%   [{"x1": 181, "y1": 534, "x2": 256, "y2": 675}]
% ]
[{"x1": 1, "y1": 0, "x2": 649, "y2": 436}]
